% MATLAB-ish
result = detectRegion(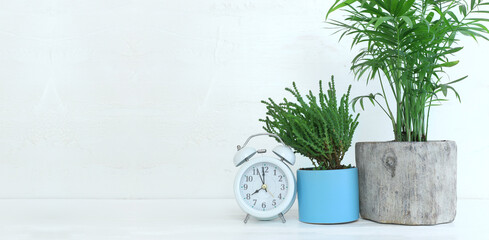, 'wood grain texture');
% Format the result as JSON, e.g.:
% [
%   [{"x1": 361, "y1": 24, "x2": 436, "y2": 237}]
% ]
[{"x1": 355, "y1": 141, "x2": 457, "y2": 225}]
